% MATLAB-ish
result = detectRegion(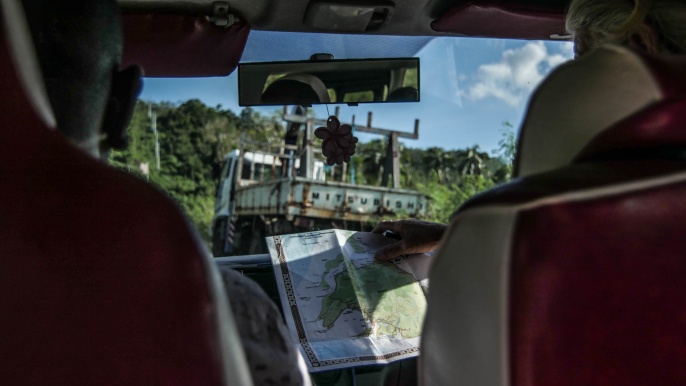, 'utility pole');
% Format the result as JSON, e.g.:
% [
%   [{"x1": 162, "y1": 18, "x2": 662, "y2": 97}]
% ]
[
  {"x1": 148, "y1": 104, "x2": 160, "y2": 171},
  {"x1": 281, "y1": 107, "x2": 420, "y2": 188},
  {"x1": 354, "y1": 111, "x2": 419, "y2": 189}
]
